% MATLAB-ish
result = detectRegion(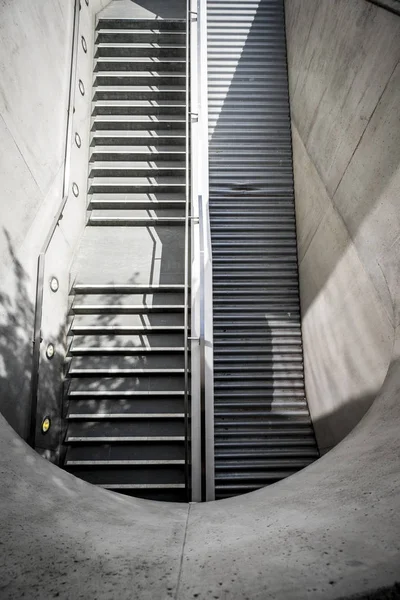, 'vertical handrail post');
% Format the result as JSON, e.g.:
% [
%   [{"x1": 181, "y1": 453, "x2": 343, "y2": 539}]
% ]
[{"x1": 198, "y1": 0, "x2": 215, "y2": 501}]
